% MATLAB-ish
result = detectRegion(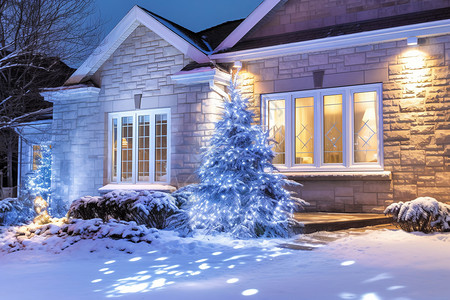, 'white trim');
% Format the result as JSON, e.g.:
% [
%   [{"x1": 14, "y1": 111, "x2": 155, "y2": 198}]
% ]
[
  {"x1": 214, "y1": 0, "x2": 281, "y2": 52},
  {"x1": 40, "y1": 87, "x2": 100, "y2": 102},
  {"x1": 98, "y1": 183, "x2": 176, "y2": 193},
  {"x1": 108, "y1": 108, "x2": 171, "y2": 185},
  {"x1": 170, "y1": 67, "x2": 231, "y2": 86},
  {"x1": 262, "y1": 83, "x2": 383, "y2": 172},
  {"x1": 211, "y1": 19, "x2": 450, "y2": 62},
  {"x1": 66, "y1": 6, "x2": 210, "y2": 85}
]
